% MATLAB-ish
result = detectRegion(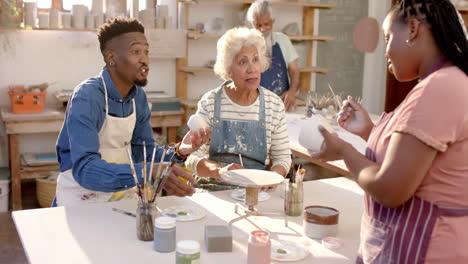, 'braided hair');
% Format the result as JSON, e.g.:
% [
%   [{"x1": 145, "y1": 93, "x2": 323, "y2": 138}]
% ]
[
  {"x1": 389, "y1": 0, "x2": 468, "y2": 75},
  {"x1": 97, "y1": 17, "x2": 145, "y2": 54}
]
